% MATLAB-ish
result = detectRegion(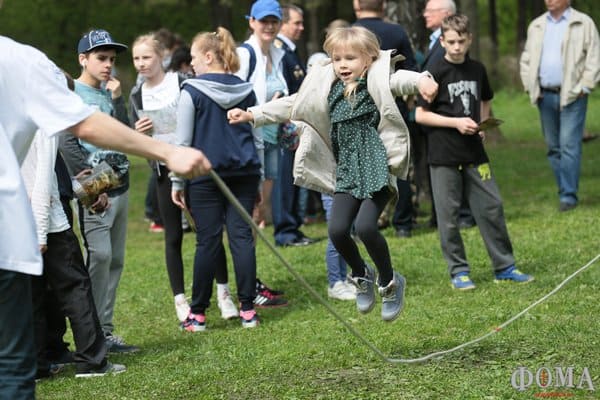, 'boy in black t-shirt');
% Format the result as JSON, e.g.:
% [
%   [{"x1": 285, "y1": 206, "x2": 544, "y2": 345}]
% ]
[{"x1": 415, "y1": 14, "x2": 534, "y2": 290}]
